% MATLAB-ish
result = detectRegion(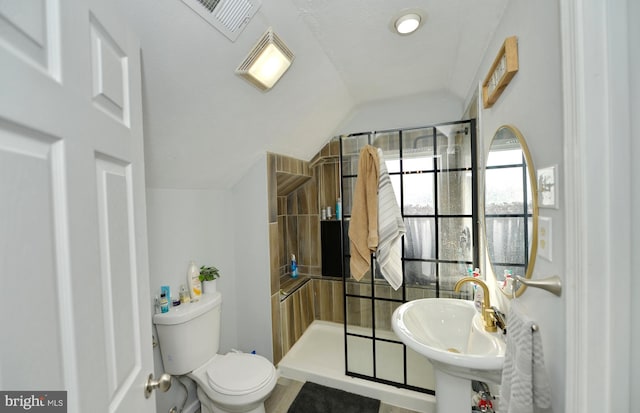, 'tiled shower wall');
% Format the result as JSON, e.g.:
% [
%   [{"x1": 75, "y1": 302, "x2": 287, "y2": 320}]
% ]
[
  {"x1": 267, "y1": 141, "x2": 461, "y2": 364},
  {"x1": 313, "y1": 140, "x2": 341, "y2": 215},
  {"x1": 281, "y1": 180, "x2": 321, "y2": 277},
  {"x1": 276, "y1": 277, "x2": 346, "y2": 359},
  {"x1": 268, "y1": 146, "x2": 342, "y2": 364}
]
